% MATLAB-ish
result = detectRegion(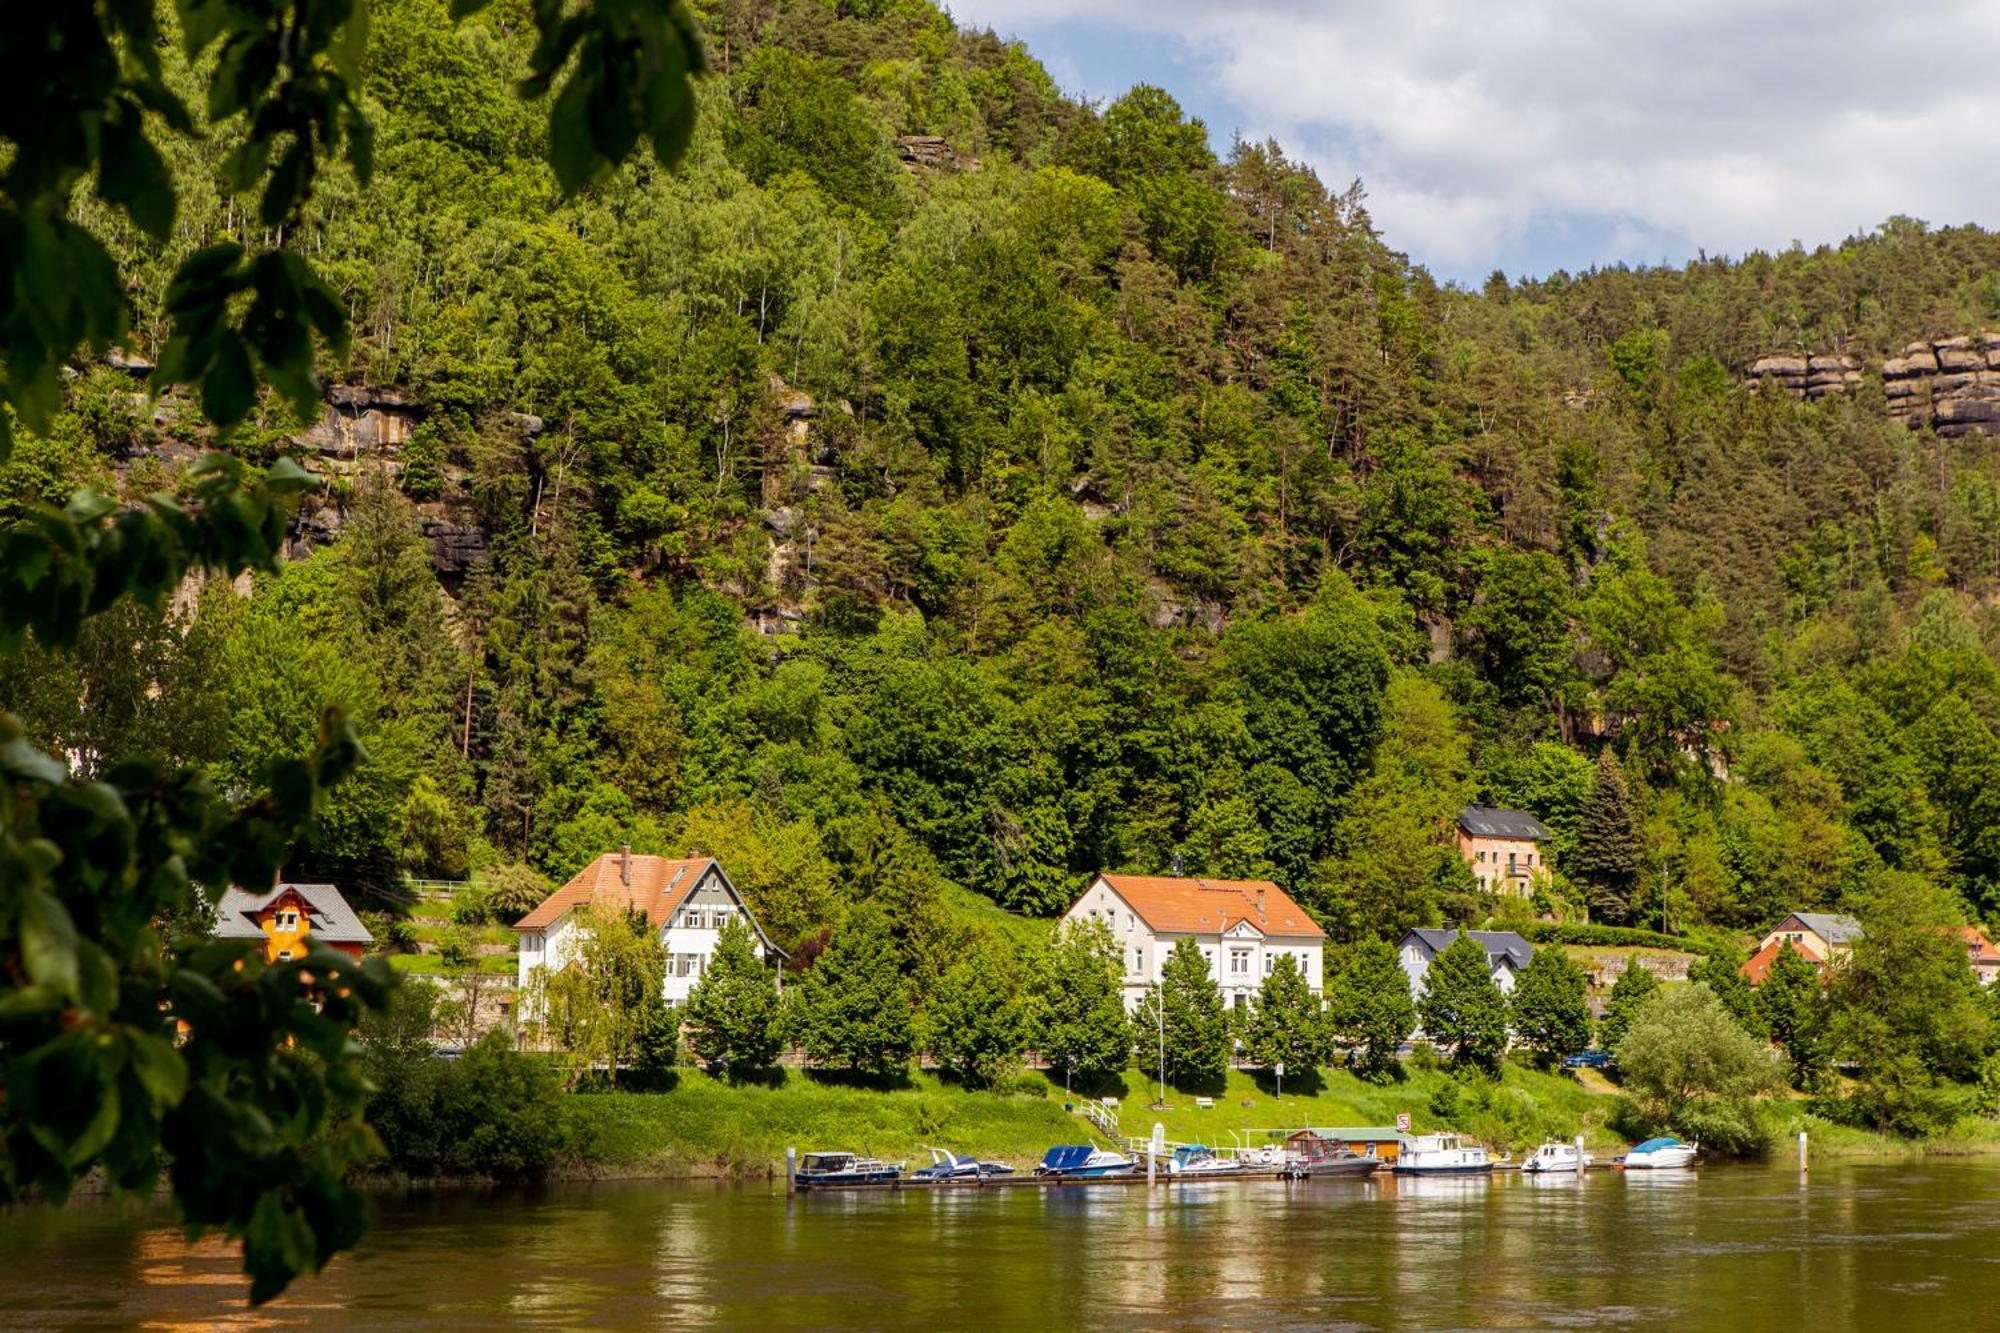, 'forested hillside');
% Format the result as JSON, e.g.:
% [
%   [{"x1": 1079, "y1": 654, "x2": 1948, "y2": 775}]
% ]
[{"x1": 12, "y1": 0, "x2": 2000, "y2": 963}]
